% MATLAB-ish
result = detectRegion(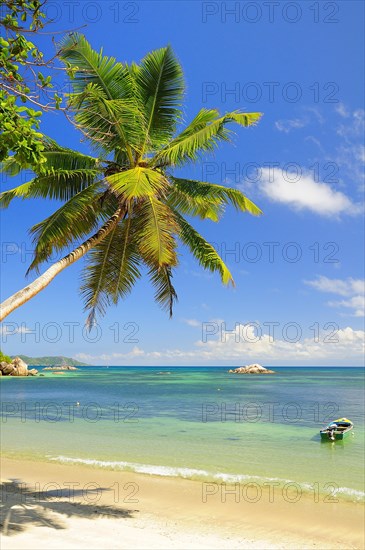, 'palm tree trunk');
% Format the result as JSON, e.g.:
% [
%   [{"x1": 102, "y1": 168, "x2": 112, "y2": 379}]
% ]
[{"x1": 0, "y1": 208, "x2": 124, "y2": 322}]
